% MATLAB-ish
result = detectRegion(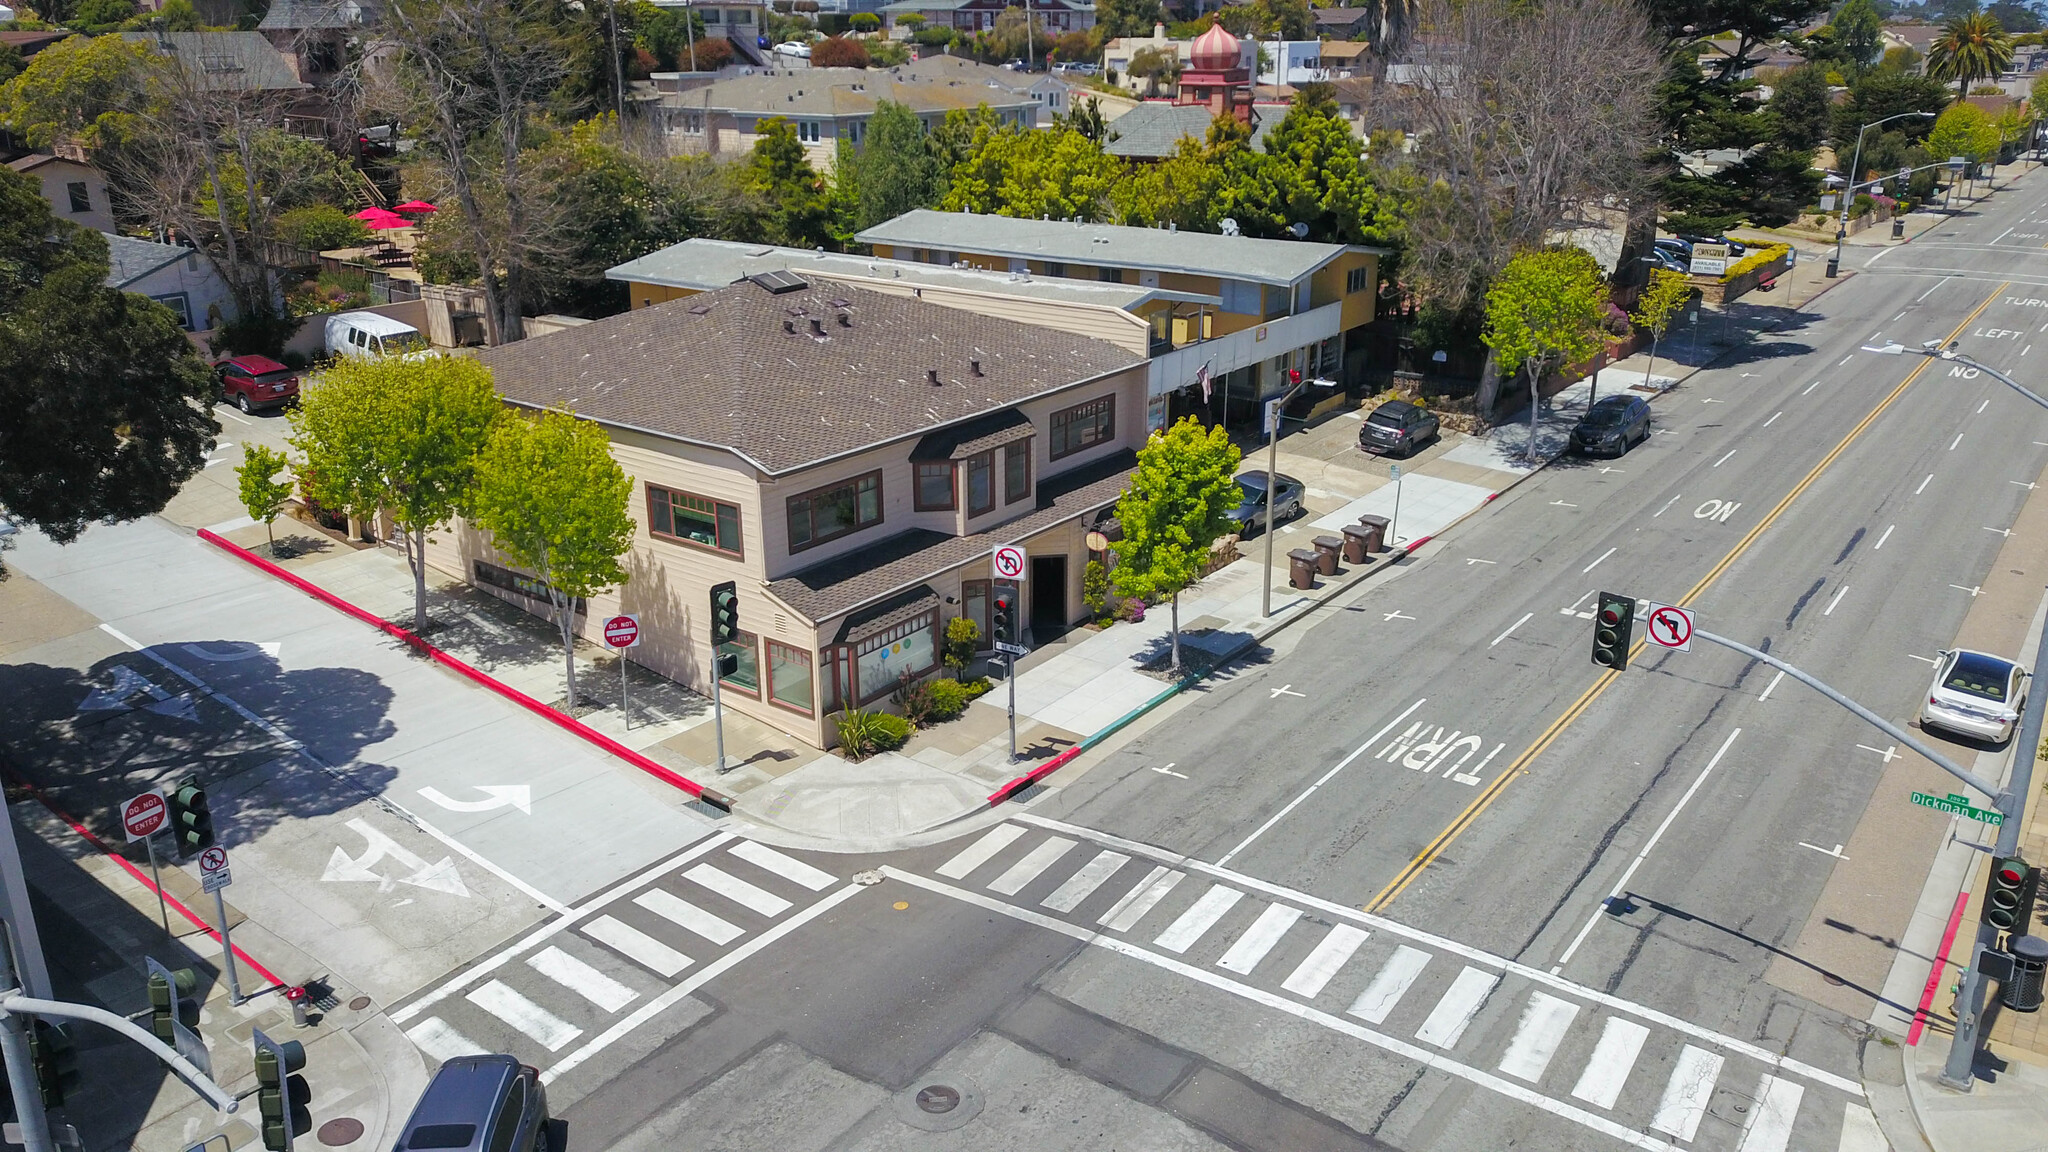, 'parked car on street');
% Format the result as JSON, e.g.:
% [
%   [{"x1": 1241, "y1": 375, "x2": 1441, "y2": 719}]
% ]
[
  {"x1": 1358, "y1": 398, "x2": 1440, "y2": 458},
  {"x1": 1224, "y1": 471, "x2": 1304, "y2": 536},
  {"x1": 1653, "y1": 237, "x2": 1691, "y2": 260},
  {"x1": 773, "y1": 40, "x2": 812, "y2": 59},
  {"x1": 214, "y1": 354, "x2": 299, "y2": 414},
  {"x1": 325, "y1": 311, "x2": 430, "y2": 361},
  {"x1": 1569, "y1": 394, "x2": 1651, "y2": 456},
  {"x1": 1921, "y1": 648, "x2": 2028, "y2": 743},
  {"x1": 393, "y1": 1054, "x2": 552, "y2": 1152},
  {"x1": 1677, "y1": 233, "x2": 1747, "y2": 256}
]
